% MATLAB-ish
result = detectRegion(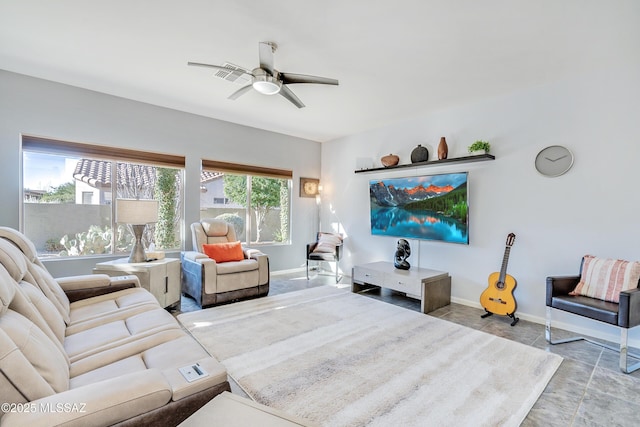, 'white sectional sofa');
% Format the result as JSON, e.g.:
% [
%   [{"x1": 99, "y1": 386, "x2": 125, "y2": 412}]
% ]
[{"x1": 0, "y1": 227, "x2": 230, "y2": 426}]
